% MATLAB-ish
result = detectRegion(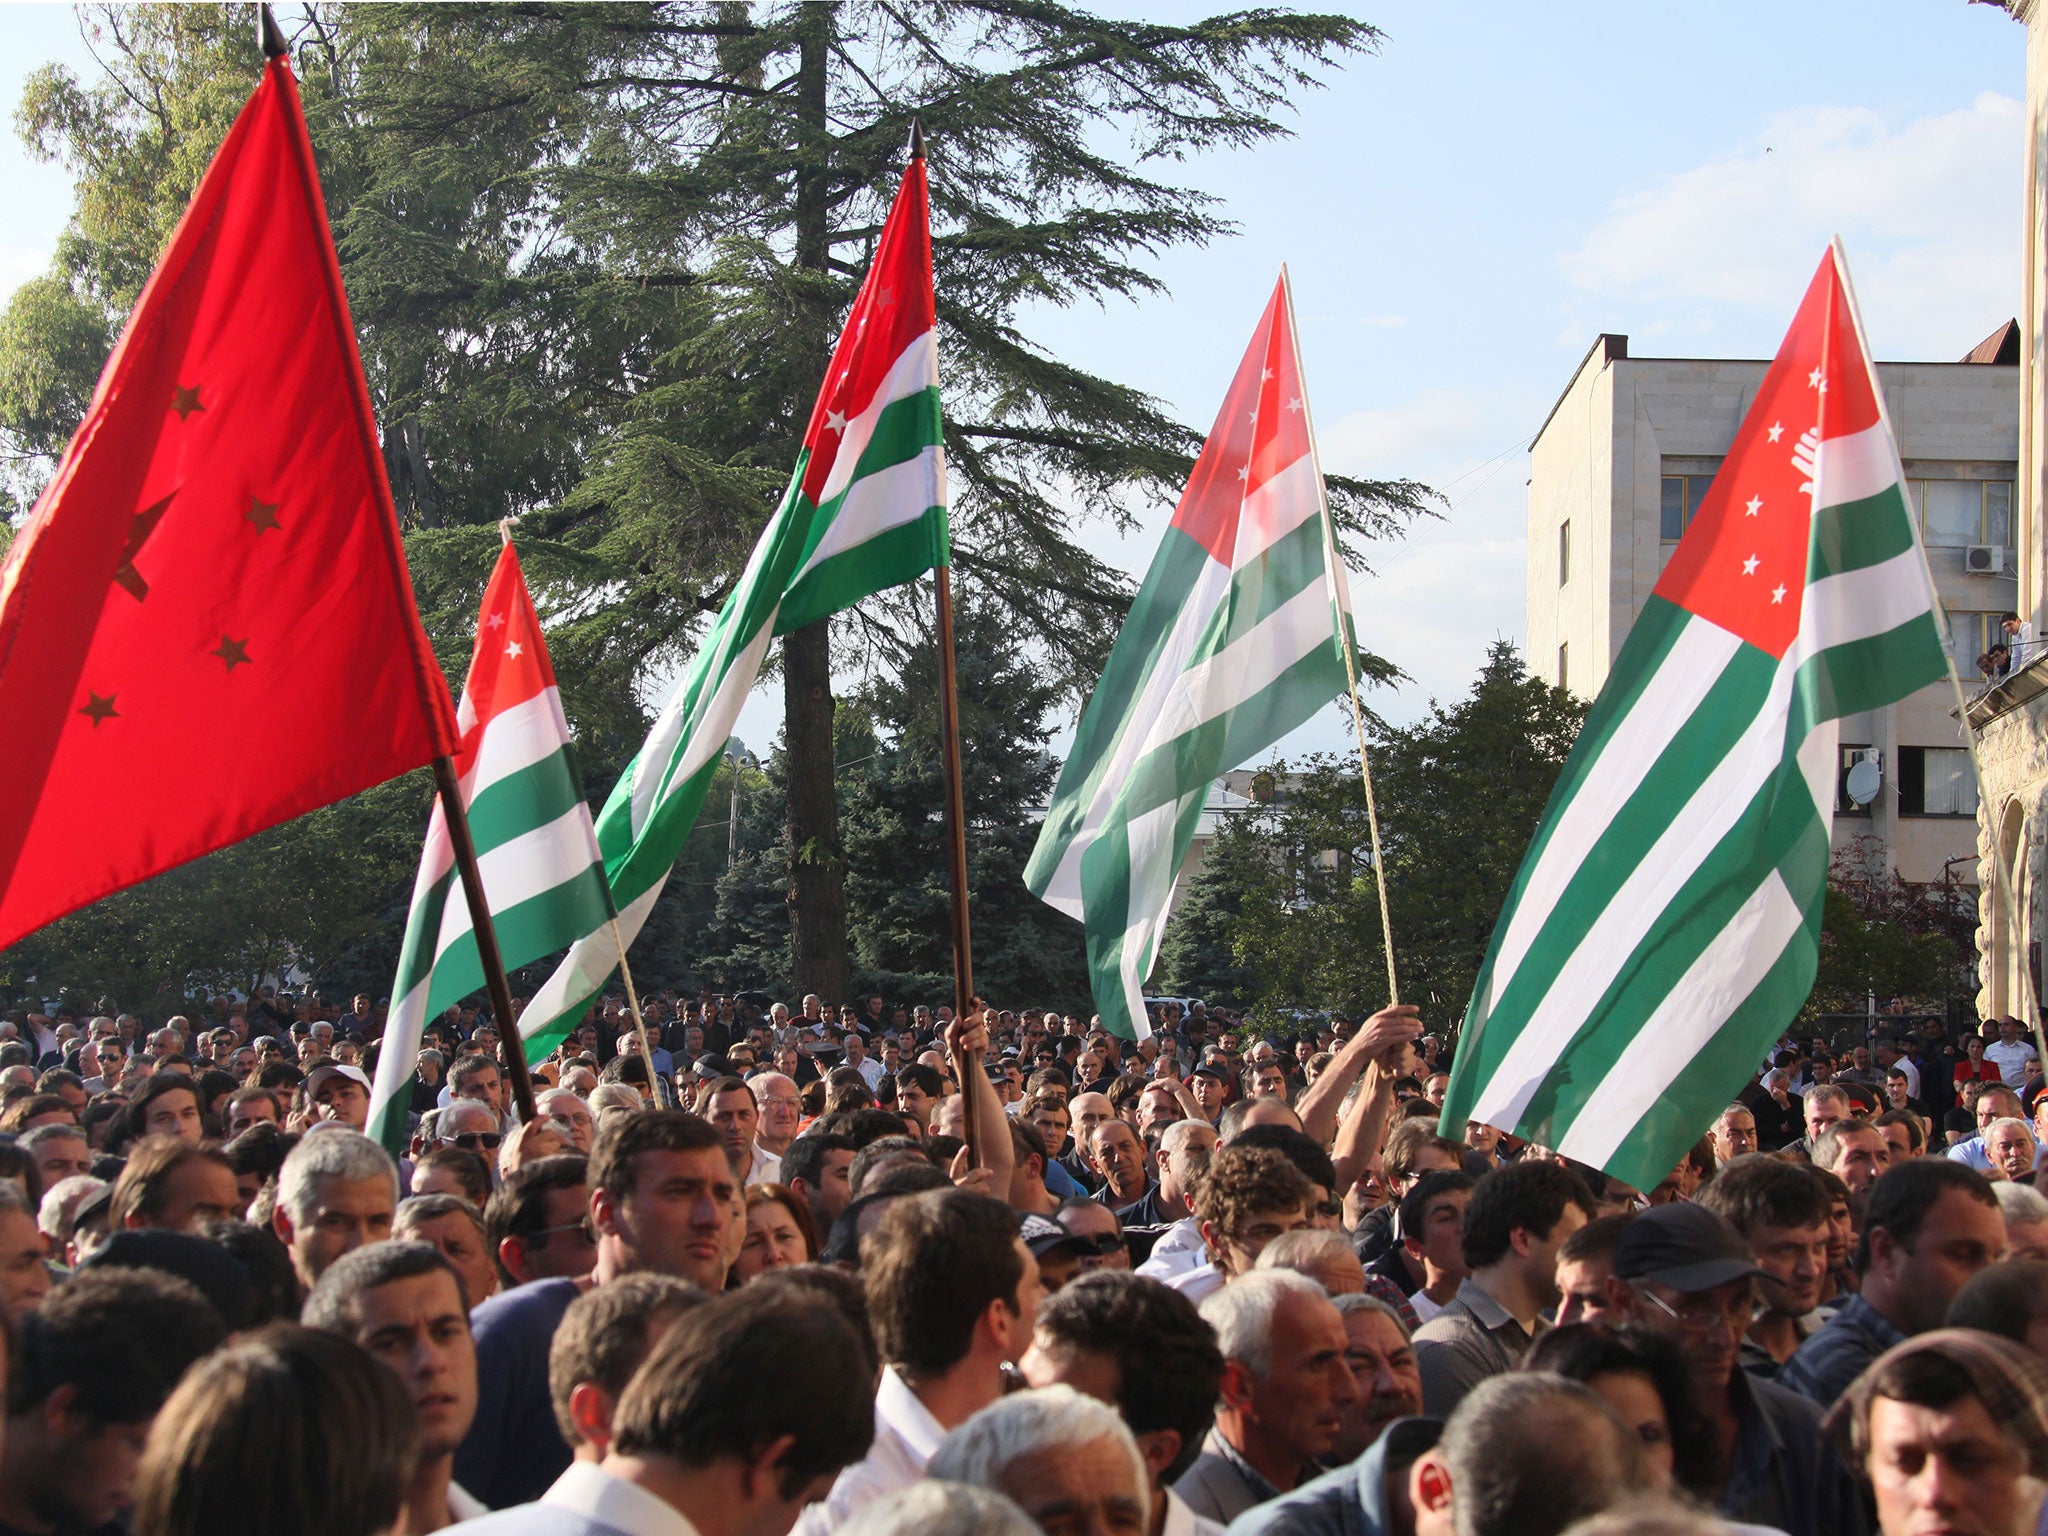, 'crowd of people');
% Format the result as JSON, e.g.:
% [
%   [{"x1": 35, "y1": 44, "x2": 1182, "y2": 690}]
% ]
[{"x1": 0, "y1": 983, "x2": 2046, "y2": 1536}]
